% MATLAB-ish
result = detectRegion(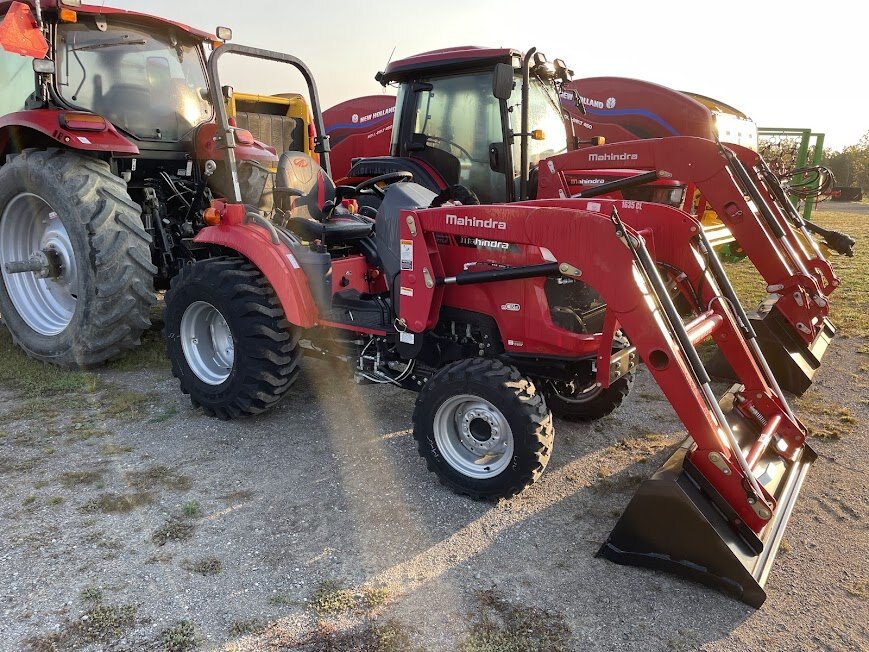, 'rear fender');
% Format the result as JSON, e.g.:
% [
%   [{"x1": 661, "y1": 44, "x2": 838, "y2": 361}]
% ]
[
  {"x1": 0, "y1": 110, "x2": 139, "y2": 156},
  {"x1": 193, "y1": 220, "x2": 318, "y2": 328}
]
